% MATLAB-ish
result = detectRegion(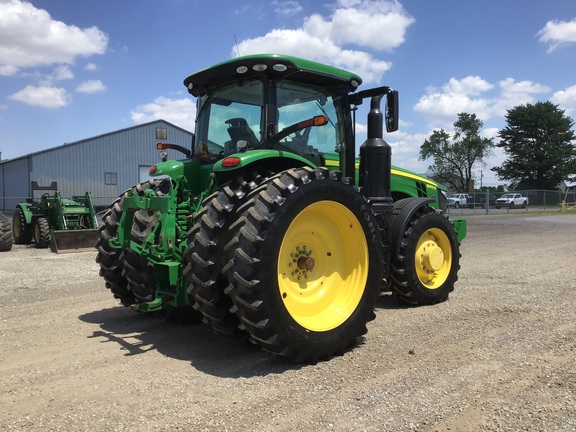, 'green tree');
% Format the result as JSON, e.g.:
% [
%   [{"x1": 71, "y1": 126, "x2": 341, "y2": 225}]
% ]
[
  {"x1": 420, "y1": 113, "x2": 494, "y2": 192},
  {"x1": 492, "y1": 101, "x2": 576, "y2": 190}
]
